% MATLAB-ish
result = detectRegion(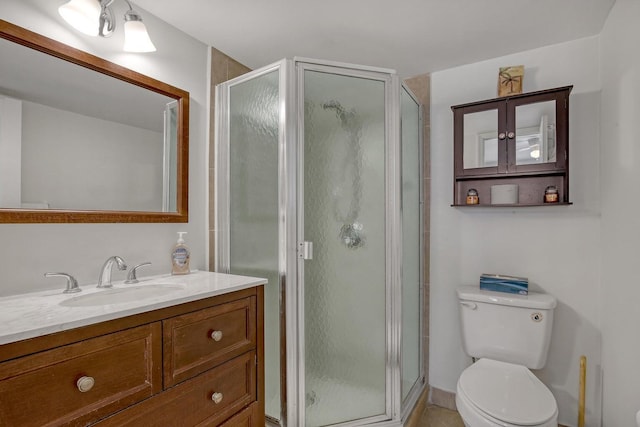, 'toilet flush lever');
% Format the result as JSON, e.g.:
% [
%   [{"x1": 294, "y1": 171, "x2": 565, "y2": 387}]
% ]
[
  {"x1": 460, "y1": 301, "x2": 477, "y2": 310},
  {"x1": 298, "y1": 241, "x2": 313, "y2": 260}
]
